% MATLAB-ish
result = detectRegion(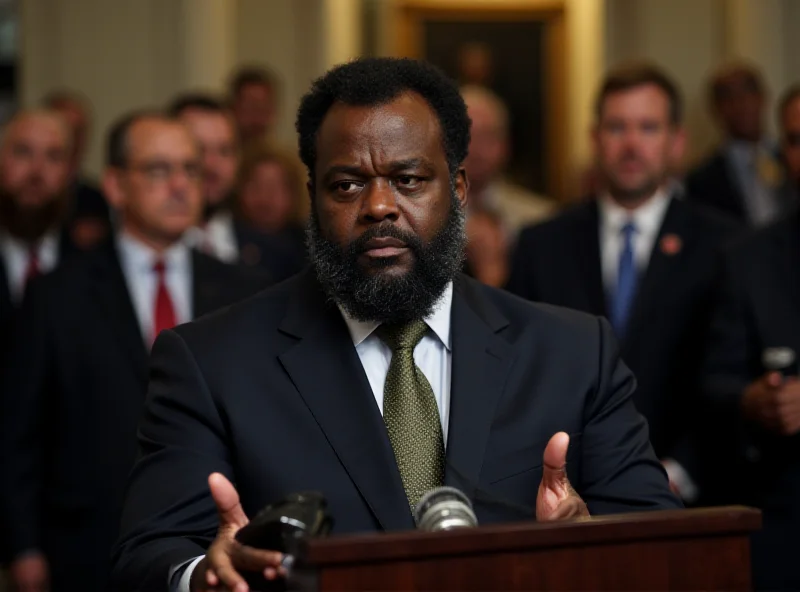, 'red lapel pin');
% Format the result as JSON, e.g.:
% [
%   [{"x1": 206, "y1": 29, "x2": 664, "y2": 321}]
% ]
[{"x1": 660, "y1": 233, "x2": 682, "y2": 256}]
